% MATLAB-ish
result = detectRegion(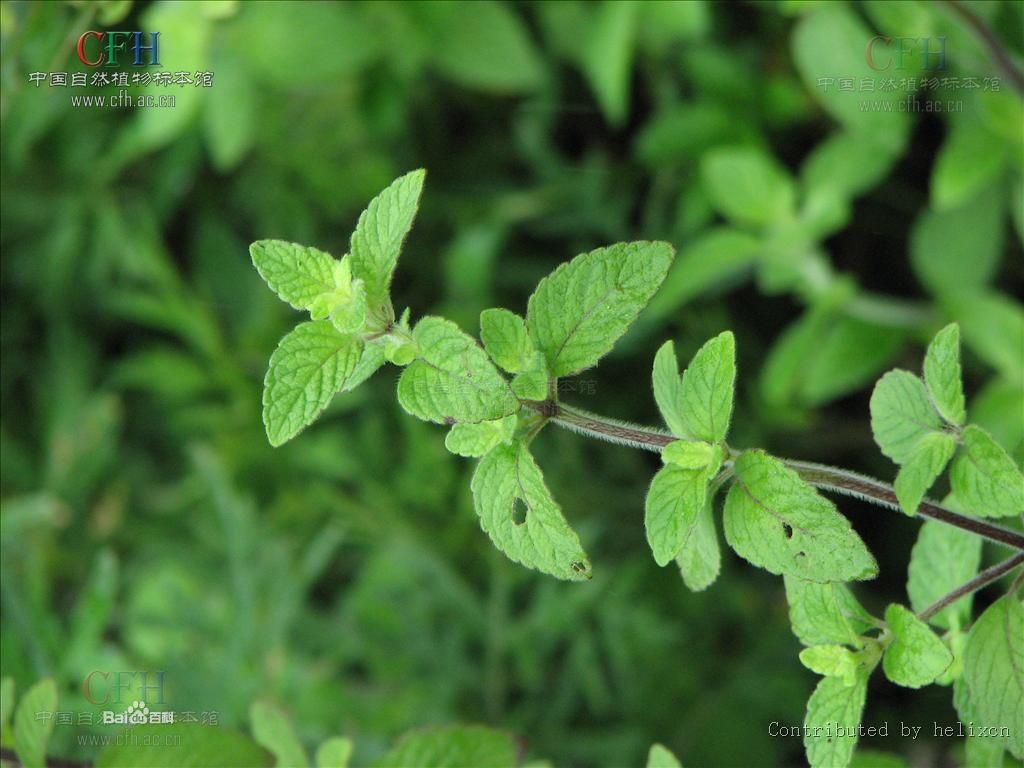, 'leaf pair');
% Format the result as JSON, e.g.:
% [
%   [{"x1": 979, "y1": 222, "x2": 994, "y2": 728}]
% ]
[
  {"x1": 644, "y1": 333, "x2": 735, "y2": 586},
  {"x1": 253, "y1": 170, "x2": 426, "y2": 446},
  {"x1": 871, "y1": 323, "x2": 1023, "y2": 516},
  {"x1": 446, "y1": 241, "x2": 675, "y2": 580},
  {"x1": 652, "y1": 331, "x2": 735, "y2": 444}
]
